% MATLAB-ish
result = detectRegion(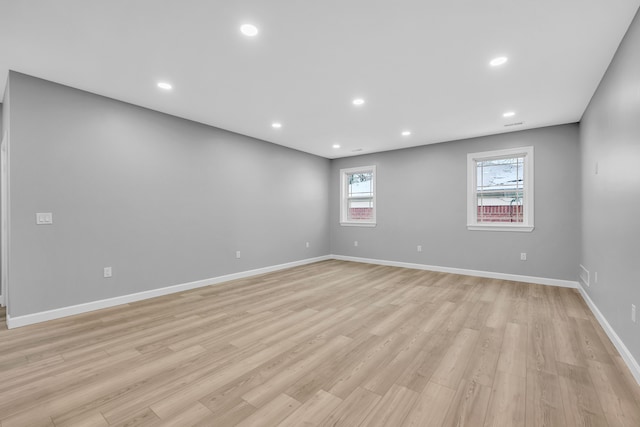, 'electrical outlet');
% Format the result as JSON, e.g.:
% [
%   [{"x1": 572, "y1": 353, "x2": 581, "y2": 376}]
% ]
[
  {"x1": 354, "y1": 241, "x2": 358, "y2": 247},
  {"x1": 36, "y1": 212, "x2": 53, "y2": 225},
  {"x1": 417, "y1": 245, "x2": 422, "y2": 252},
  {"x1": 520, "y1": 253, "x2": 527, "y2": 261},
  {"x1": 594, "y1": 272, "x2": 598, "y2": 284},
  {"x1": 236, "y1": 251, "x2": 241, "y2": 259},
  {"x1": 306, "y1": 241, "x2": 310, "y2": 248},
  {"x1": 632, "y1": 304, "x2": 636, "y2": 323},
  {"x1": 103, "y1": 267, "x2": 112, "y2": 278}
]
